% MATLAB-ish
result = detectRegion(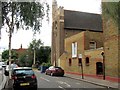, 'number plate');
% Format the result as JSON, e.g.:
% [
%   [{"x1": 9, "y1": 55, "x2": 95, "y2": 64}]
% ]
[{"x1": 20, "y1": 83, "x2": 30, "y2": 86}]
